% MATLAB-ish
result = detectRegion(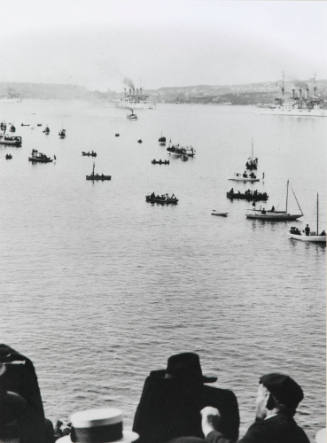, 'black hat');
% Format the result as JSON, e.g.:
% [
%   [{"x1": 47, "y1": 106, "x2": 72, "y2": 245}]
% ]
[
  {"x1": 166, "y1": 353, "x2": 217, "y2": 383},
  {"x1": 260, "y1": 373, "x2": 304, "y2": 409}
]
